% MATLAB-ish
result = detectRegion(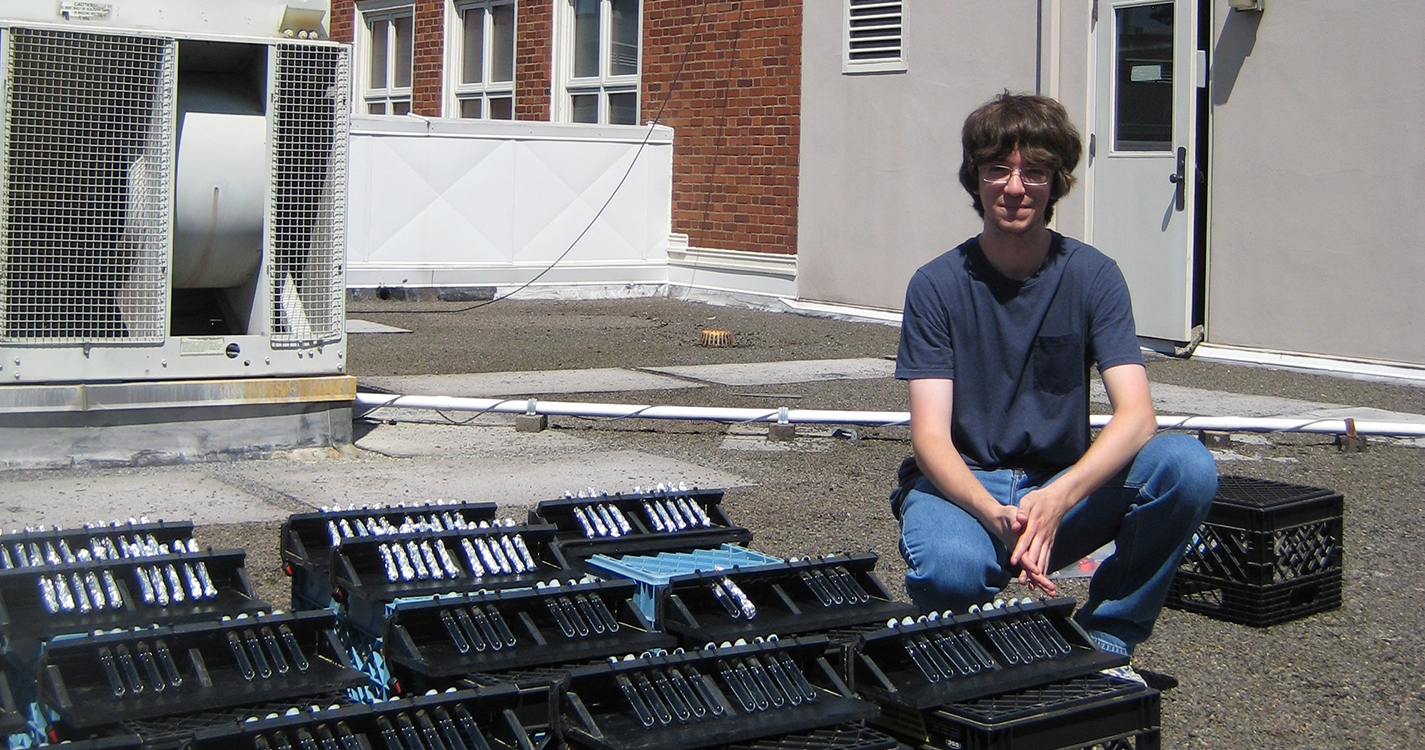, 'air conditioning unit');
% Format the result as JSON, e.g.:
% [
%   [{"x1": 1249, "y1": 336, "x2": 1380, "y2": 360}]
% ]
[{"x1": 0, "y1": 1, "x2": 348, "y2": 385}]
